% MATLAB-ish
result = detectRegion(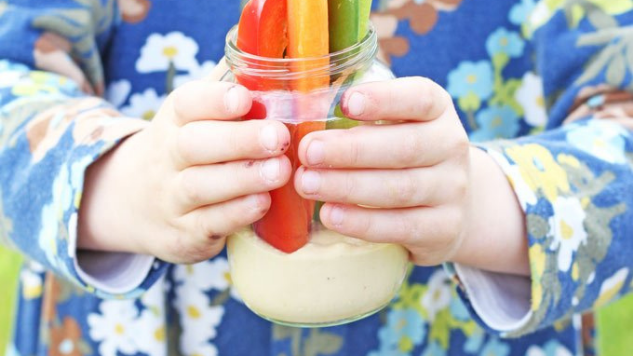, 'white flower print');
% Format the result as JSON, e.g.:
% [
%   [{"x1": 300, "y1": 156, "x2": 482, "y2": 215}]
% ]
[
  {"x1": 136, "y1": 280, "x2": 167, "y2": 356},
  {"x1": 487, "y1": 149, "x2": 538, "y2": 210},
  {"x1": 515, "y1": 72, "x2": 547, "y2": 127},
  {"x1": 174, "y1": 60, "x2": 217, "y2": 88},
  {"x1": 548, "y1": 197, "x2": 588, "y2": 272},
  {"x1": 135, "y1": 310, "x2": 167, "y2": 356},
  {"x1": 0, "y1": 69, "x2": 23, "y2": 89},
  {"x1": 20, "y1": 261, "x2": 45, "y2": 300},
  {"x1": 567, "y1": 120, "x2": 629, "y2": 165},
  {"x1": 526, "y1": 341, "x2": 572, "y2": 356},
  {"x1": 120, "y1": 88, "x2": 166, "y2": 121},
  {"x1": 174, "y1": 257, "x2": 241, "y2": 299},
  {"x1": 594, "y1": 268, "x2": 629, "y2": 307},
  {"x1": 87, "y1": 300, "x2": 140, "y2": 356},
  {"x1": 105, "y1": 79, "x2": 132, "y2": 108},
  {"x1": 181, "y1": 342, "x2": 218, "y2": 356},
  {"x1": 136, "y1": 32, "x2": 199, "y2": 73},
  {"x1": 174, "y1": 284, "x2": 224, "y2": 346},
  {"x1": 420, "y1": 270, "x2": 452, "y2": 321}
]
